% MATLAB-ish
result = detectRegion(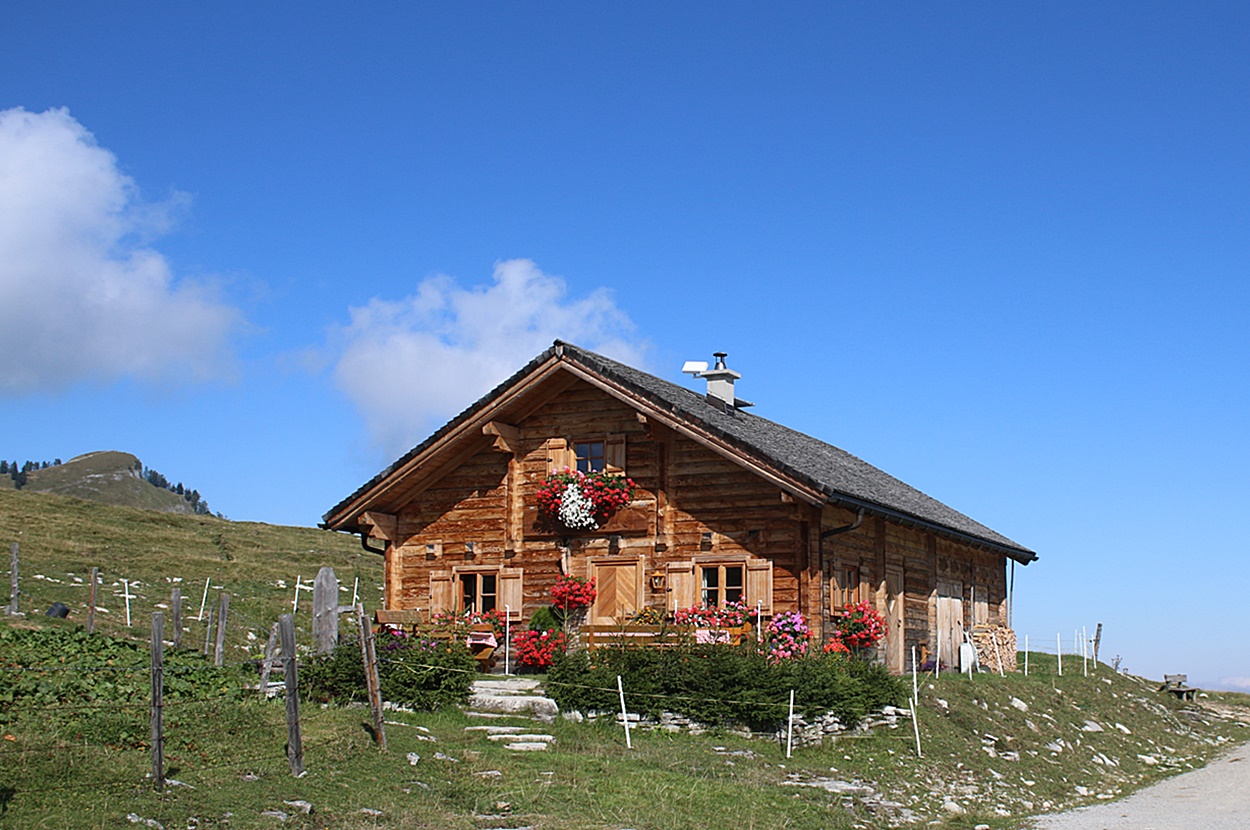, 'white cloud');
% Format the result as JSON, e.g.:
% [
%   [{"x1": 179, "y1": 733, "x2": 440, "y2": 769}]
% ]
[
  {"x1": 0, "y1": 107, "x2": 240, "y2": 395},
  {"x1": 332, "y1": 259, "x2": 646, "y2": 455}
]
